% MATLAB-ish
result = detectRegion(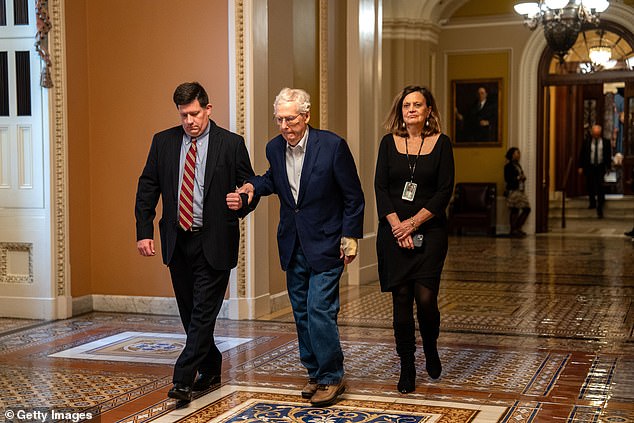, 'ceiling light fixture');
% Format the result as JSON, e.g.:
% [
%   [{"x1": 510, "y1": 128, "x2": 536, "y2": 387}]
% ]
[
  {"x1": 588, "y1": 45, "x2": 611, "y2": 66},
  {"x1": 514, "y1": 0, "x2": 610, "y2": 62}
]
